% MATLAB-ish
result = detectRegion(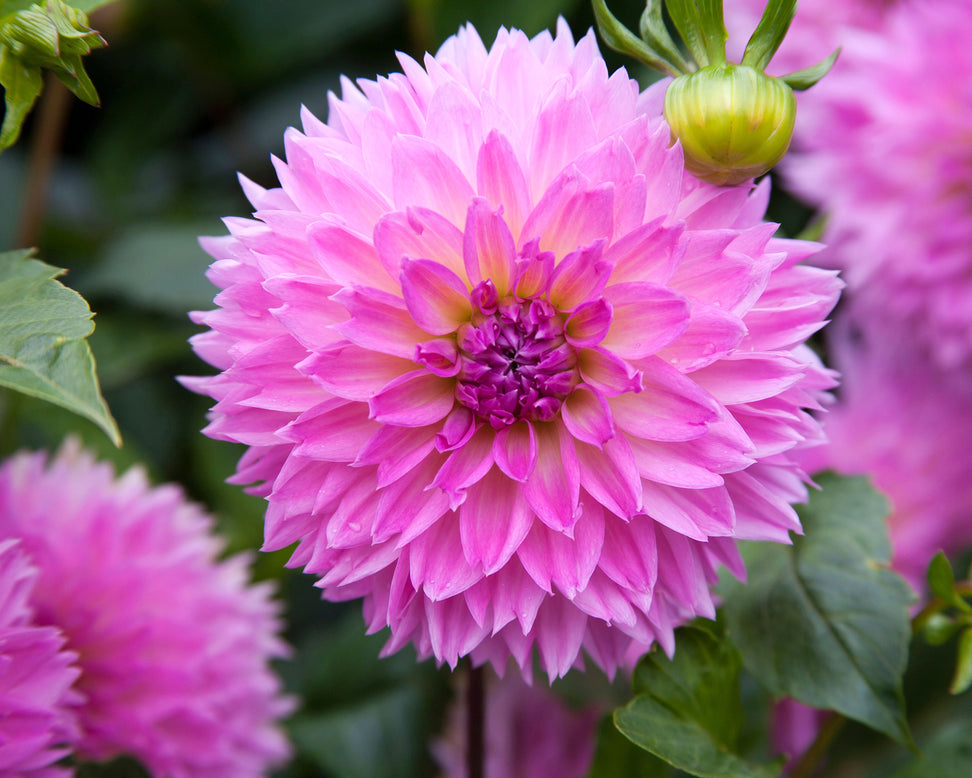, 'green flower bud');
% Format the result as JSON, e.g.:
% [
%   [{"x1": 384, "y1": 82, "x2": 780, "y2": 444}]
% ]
[{"x1": 663, "y1": 63, "x2": 796, "y2": 186}]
